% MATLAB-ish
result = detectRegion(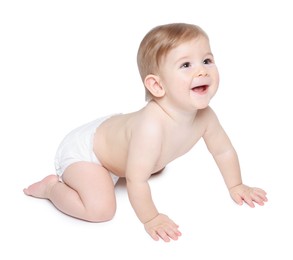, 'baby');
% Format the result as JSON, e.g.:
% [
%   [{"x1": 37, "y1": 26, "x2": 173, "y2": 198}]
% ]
[{"x1": 24, "y1": 23, "x2": 268, "y2": 242}]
